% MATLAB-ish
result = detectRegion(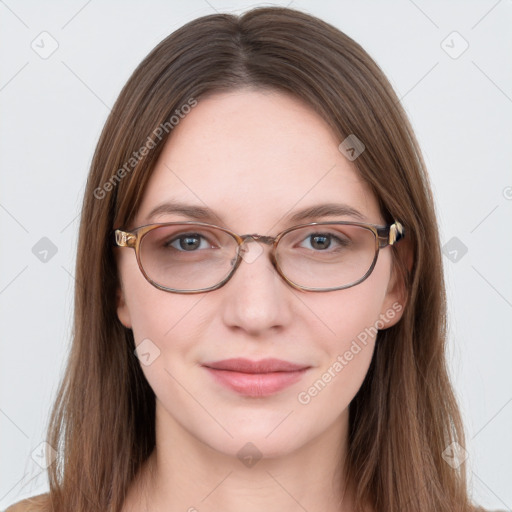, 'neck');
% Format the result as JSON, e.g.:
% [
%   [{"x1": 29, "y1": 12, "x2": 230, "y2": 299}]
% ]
[{"x1": 123, "y1": 402, "x2": 357, "y2": 512}]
